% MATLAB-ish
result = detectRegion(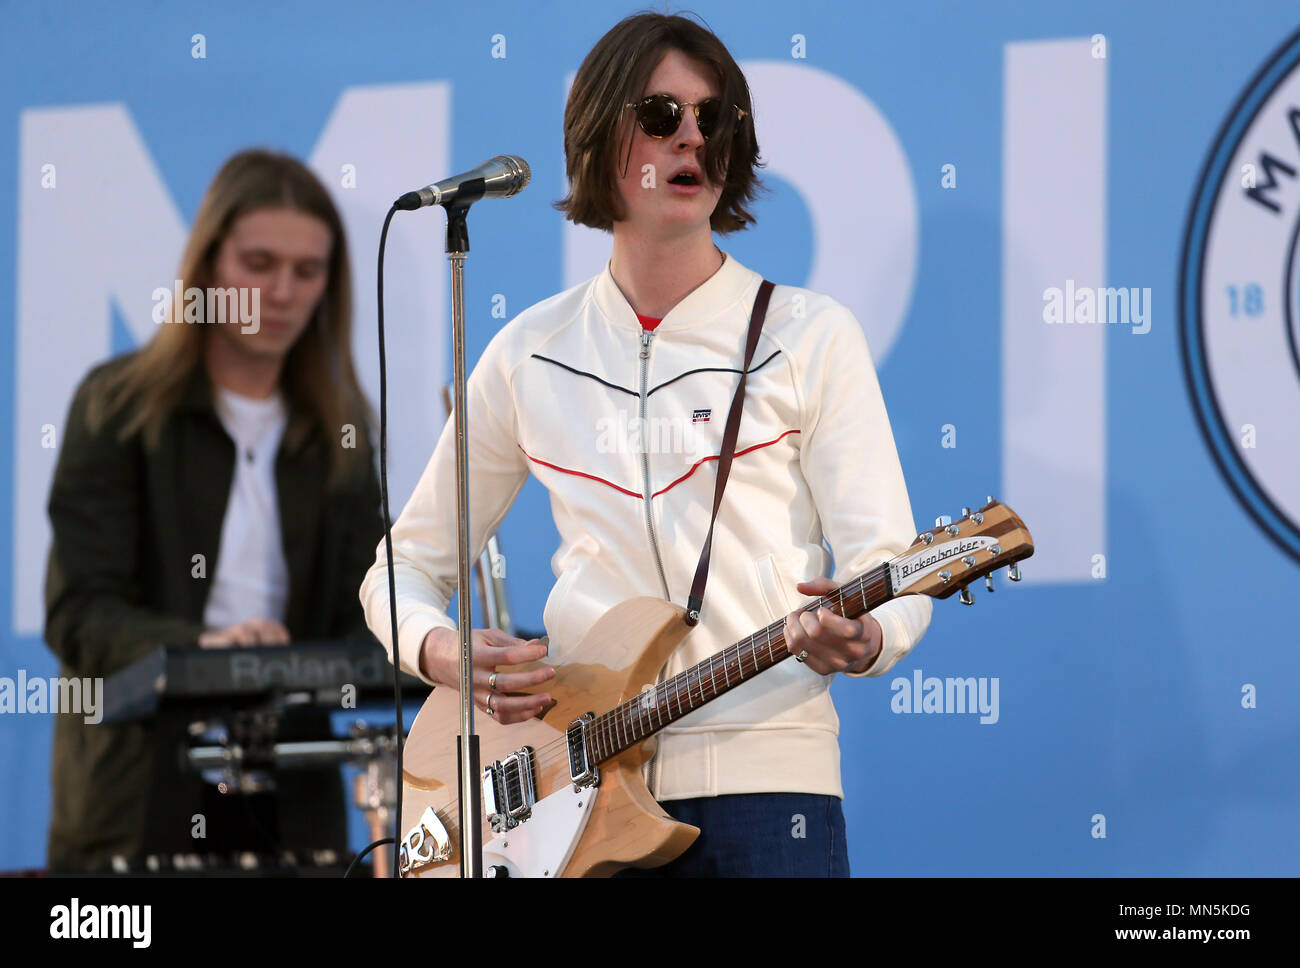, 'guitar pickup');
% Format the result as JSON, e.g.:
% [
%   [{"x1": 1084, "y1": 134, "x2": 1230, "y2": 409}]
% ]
[
  {"x1": 482, "y1": 747, "x2": 537, "y2": 834},
  {"x1": 567, "y1": 714, "x2": 600, "y2": 792}
]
